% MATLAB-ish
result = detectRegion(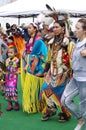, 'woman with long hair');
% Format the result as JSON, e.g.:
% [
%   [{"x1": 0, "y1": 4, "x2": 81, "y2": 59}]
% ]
[
  {"x1": 40, "y1": 20, "x2": 75, "y2": 121},
  {"x1": 22, "y1": 22, "x2": 48, "y2": 113}
]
